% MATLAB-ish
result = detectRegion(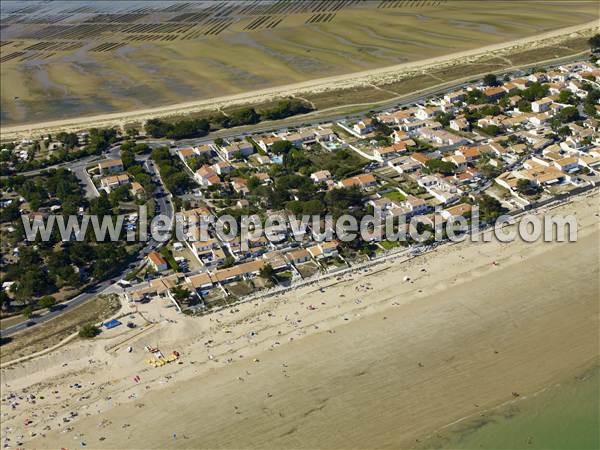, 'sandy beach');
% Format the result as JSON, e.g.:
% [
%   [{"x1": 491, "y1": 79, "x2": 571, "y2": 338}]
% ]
[
  {"x1": 1, "y1": 19, "x2": 598, "y2": 140},
  {"x1": 1, "y1": 191, "x2": 598, "y2": 449}
]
